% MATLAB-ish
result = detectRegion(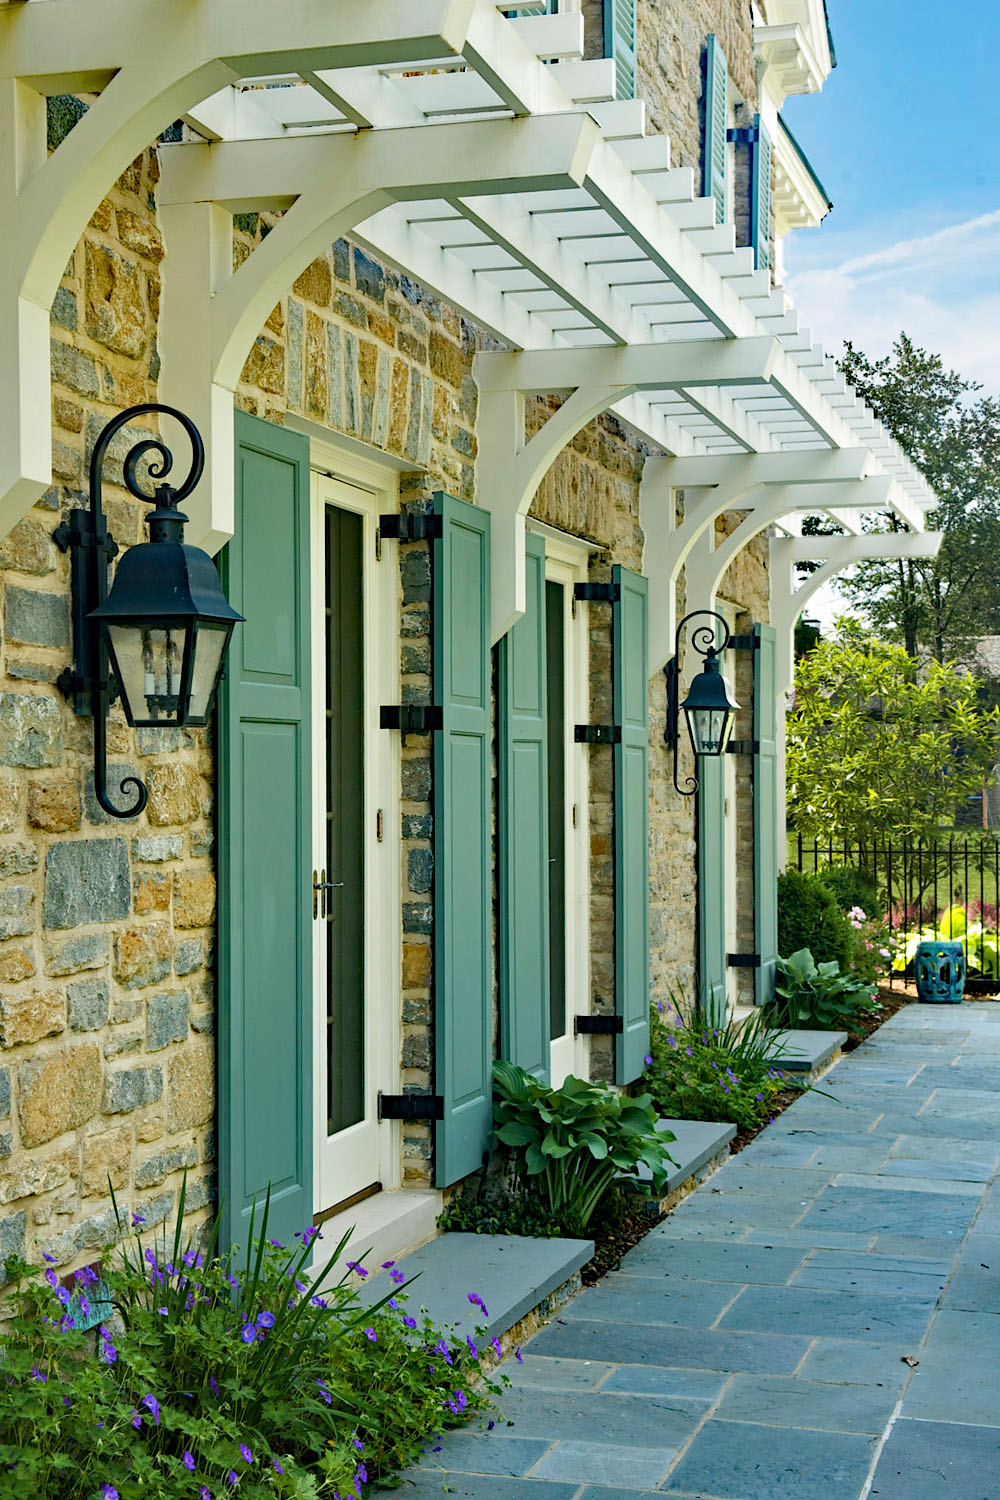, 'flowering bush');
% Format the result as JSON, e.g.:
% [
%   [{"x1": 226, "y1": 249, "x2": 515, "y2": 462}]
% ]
[
  {"x1": 643, "y1": 995, "x2": 789, "y2": 1132},
  {"x1": 0, "y1": 1183, "x2": 495, "y2": 1498},
  {"x1": 845, "y1": 903, "x2": 894, "y2": 986}
]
